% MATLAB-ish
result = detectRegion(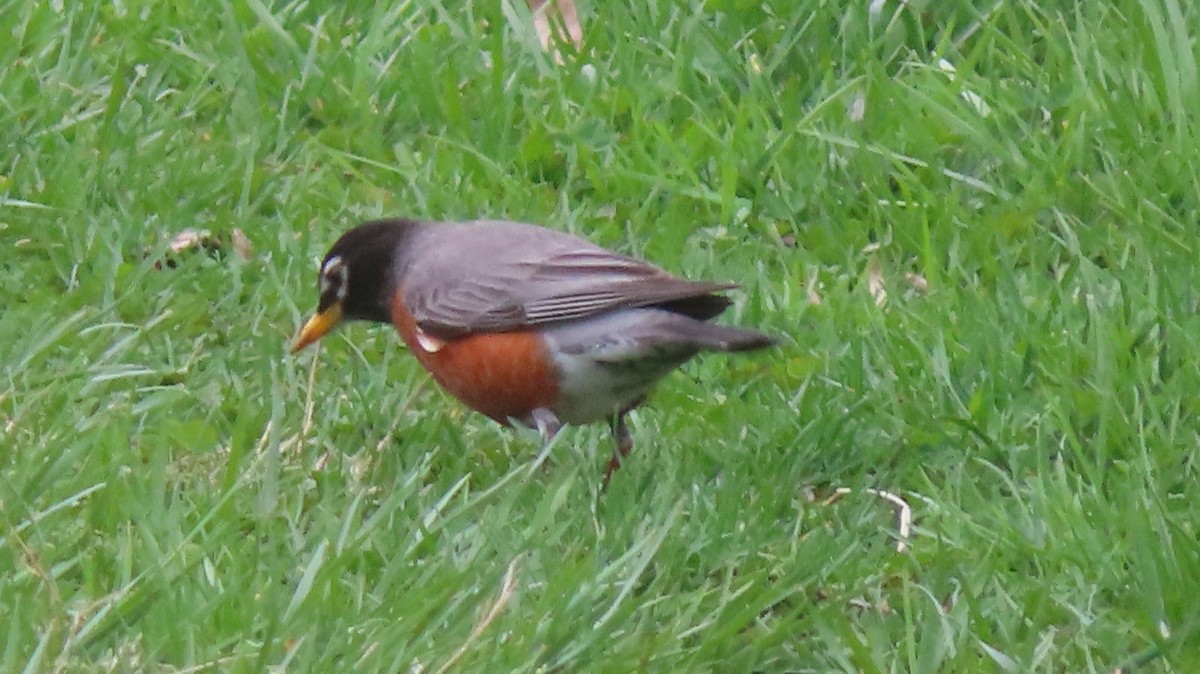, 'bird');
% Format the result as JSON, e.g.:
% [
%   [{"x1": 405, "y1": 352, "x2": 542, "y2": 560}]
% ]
[{"x1": 293, "y1": 218, "x2": 775, "y2": 486}]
